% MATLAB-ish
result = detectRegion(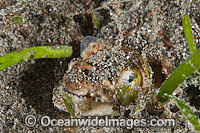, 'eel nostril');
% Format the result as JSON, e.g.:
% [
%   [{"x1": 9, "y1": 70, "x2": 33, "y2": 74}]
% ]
[
  {"x1": 80, "y1": 36, "x2": 99, "y2": 54},
  {"x1": 83, "y1": 68, "x2": 89, "y2": 76}
]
